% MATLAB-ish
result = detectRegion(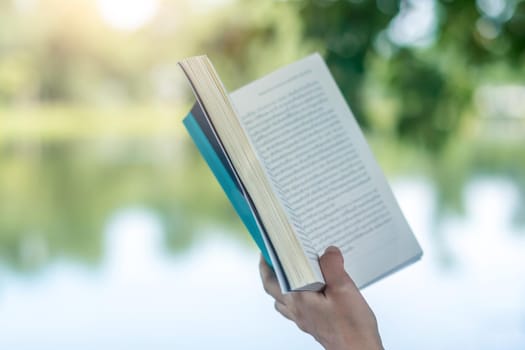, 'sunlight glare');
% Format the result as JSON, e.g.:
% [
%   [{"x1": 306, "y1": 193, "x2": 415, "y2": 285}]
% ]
[{"x1": 96, "y1": 0, "x2": 159, "y2": 31}]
